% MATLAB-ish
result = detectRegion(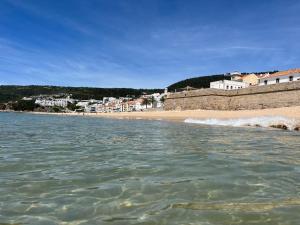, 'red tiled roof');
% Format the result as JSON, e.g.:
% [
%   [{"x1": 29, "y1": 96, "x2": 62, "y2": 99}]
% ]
[{"x1": 259, "y1": 69, "x2": 300, "y2": 79}]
